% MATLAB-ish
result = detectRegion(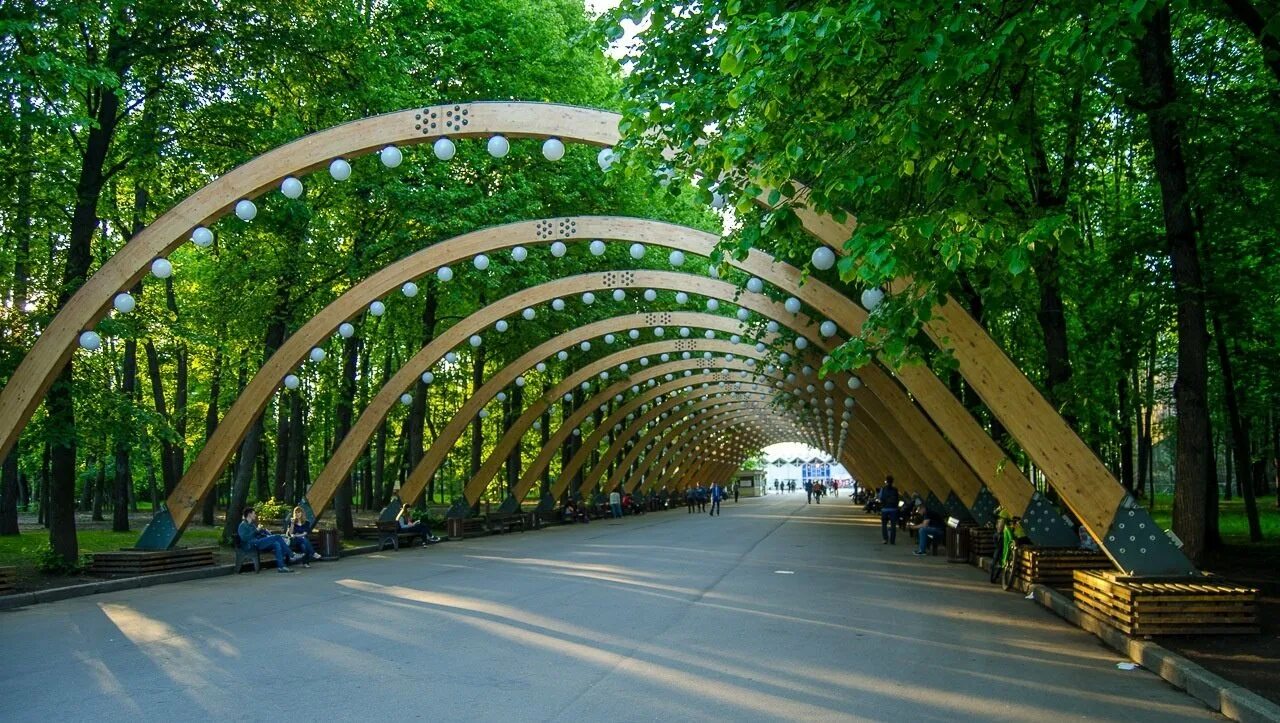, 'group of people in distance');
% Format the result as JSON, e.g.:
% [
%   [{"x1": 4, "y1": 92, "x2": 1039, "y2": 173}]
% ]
[
  {"x1": 872, "y1": 476, "x2": 946, "y2": 555},
  {"x1": 685, "y1": 482, "x2": 735, "y2": 515},
  {"x1": 803, "y1": 479, "x2": 836, "y2": 504},
  {"x1": 239, "y1": 501, "x2": 440, "y2": 573}
]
